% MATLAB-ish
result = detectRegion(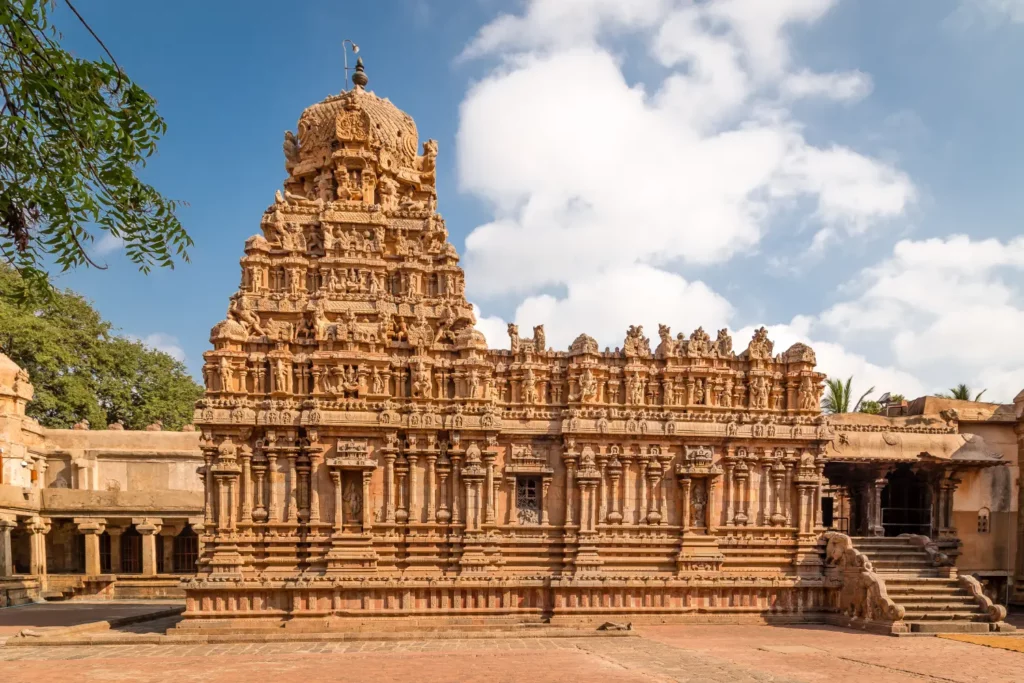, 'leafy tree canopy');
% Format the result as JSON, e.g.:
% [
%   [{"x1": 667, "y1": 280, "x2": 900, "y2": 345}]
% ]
[
  {"x1": 0, "y1": 264, "x2": 202, "y2": 428},
  {"x1": 0, "y1": 0, "x2": 191, "y2": 301},
  {"x1": 859, "y1": 400, "x2": 881, "y2": 415}
]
